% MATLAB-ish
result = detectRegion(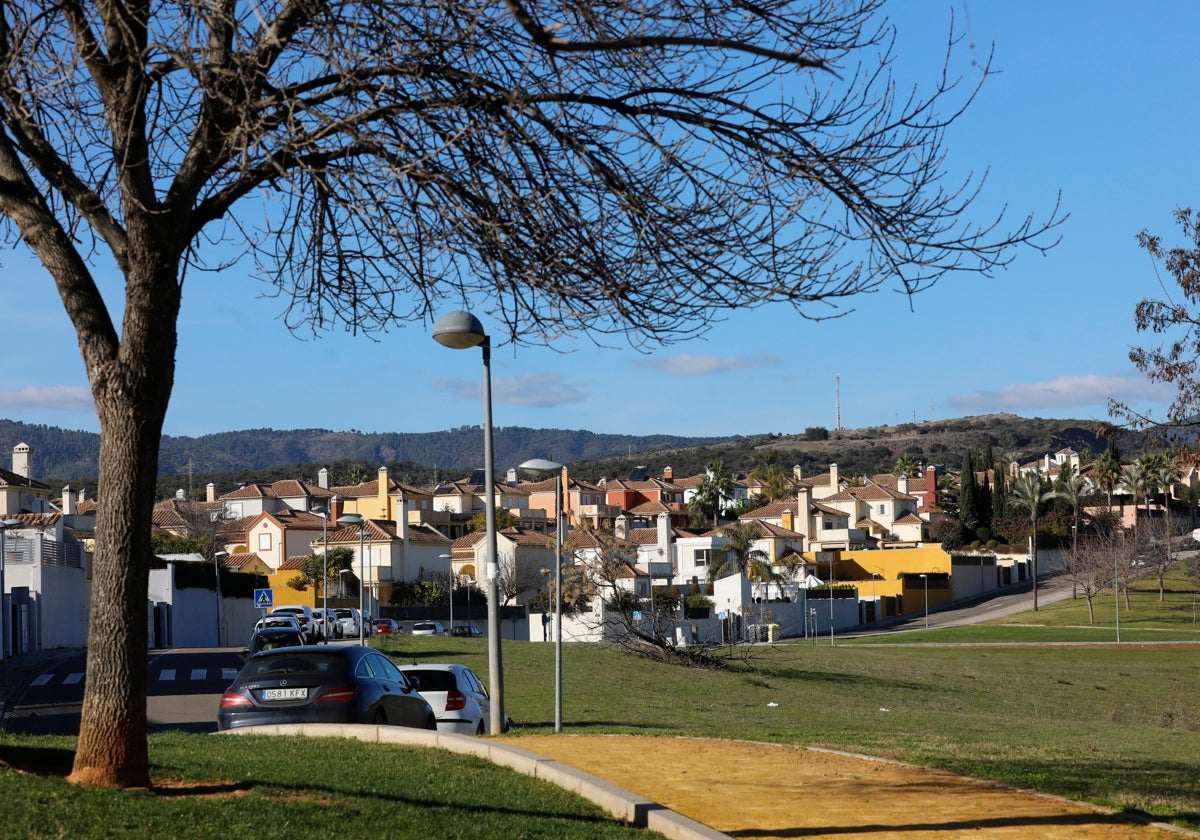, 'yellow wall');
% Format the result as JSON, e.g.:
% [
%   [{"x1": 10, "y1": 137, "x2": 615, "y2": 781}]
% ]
[{"x1": 807, "y1": 545, "x2": 953, "y2": 603}]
